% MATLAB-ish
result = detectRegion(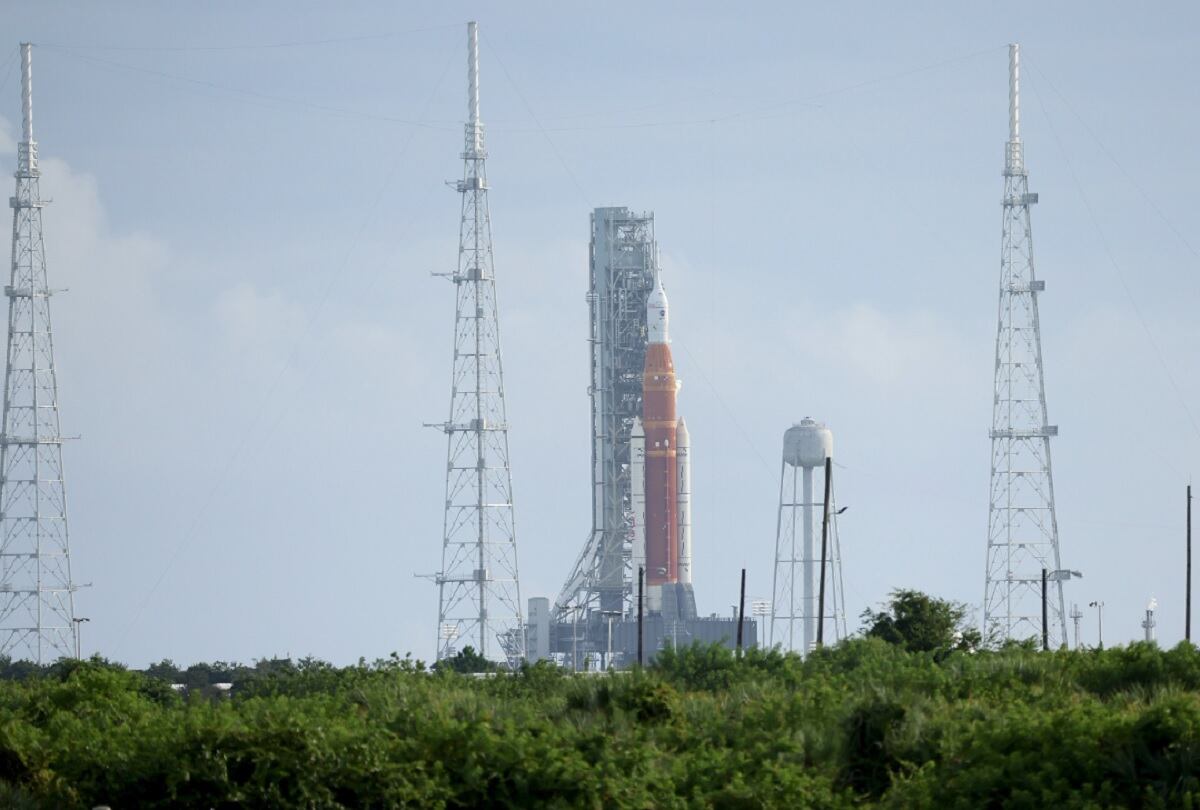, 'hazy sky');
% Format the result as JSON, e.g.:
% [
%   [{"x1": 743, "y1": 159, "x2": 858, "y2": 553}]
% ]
[{"x1": 2, "y1": 2, "x2": 1198, "y2": 665}]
